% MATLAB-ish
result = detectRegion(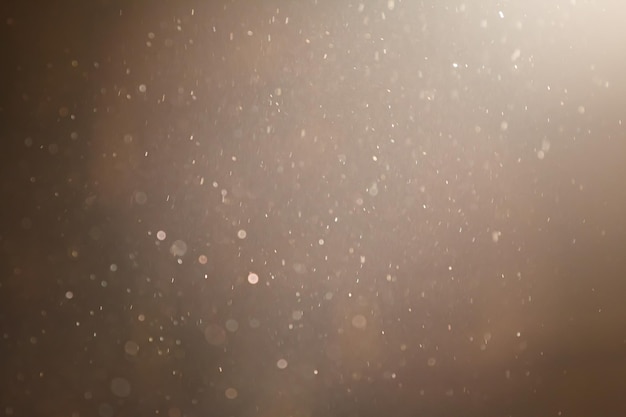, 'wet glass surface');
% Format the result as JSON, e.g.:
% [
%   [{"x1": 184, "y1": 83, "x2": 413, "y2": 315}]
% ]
[{"x1": 2, "y1": 1, "x2": 626, "y2": 416}]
